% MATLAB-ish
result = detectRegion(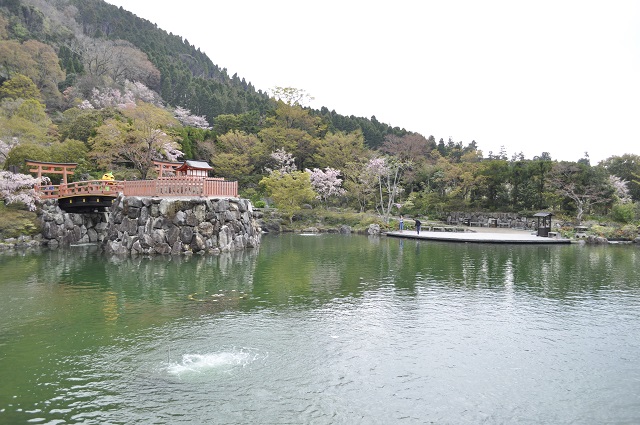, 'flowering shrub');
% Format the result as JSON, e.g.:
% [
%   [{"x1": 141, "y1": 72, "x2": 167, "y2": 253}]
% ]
[{"x1": 0, "y1": 171, "x2": 43, "y2": 211}]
